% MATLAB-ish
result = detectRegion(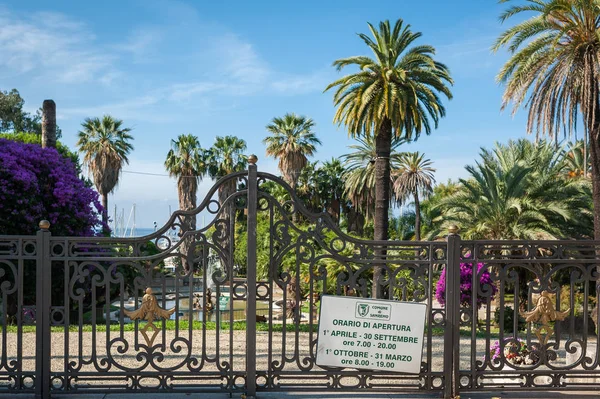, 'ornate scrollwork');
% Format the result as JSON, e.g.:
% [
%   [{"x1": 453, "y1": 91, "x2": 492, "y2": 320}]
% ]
[
  {"x1": 123, "y1": 288, "x2": 175, "y2": 347},
  {"x1": 520, "y1": 291, "x2": 570, "y2": 345}
]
